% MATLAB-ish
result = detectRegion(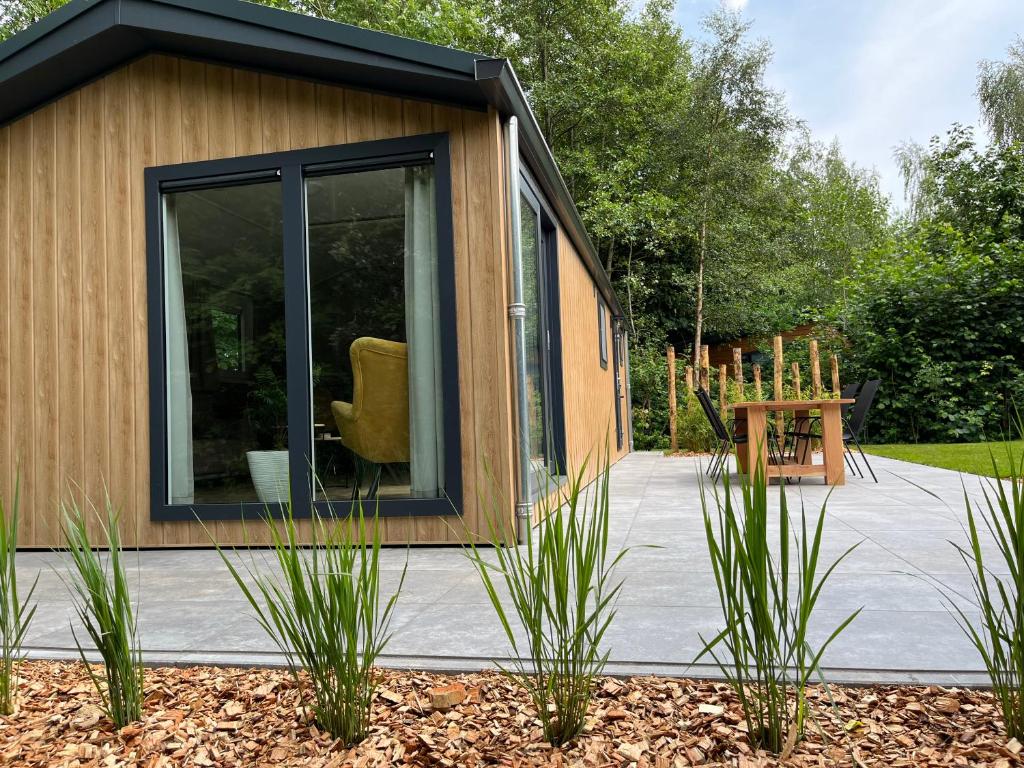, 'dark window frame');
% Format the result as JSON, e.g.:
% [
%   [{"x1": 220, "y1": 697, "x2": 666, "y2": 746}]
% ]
[
  {"x1": 597, "y1": 296, "x2": 608, "y2": 369},
  {"x1": 518, "y1": 167, "x2": 568, "y2": 476},
  {"x1": 145, "y1": 133, "x2": 462, "y2": 522}
]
